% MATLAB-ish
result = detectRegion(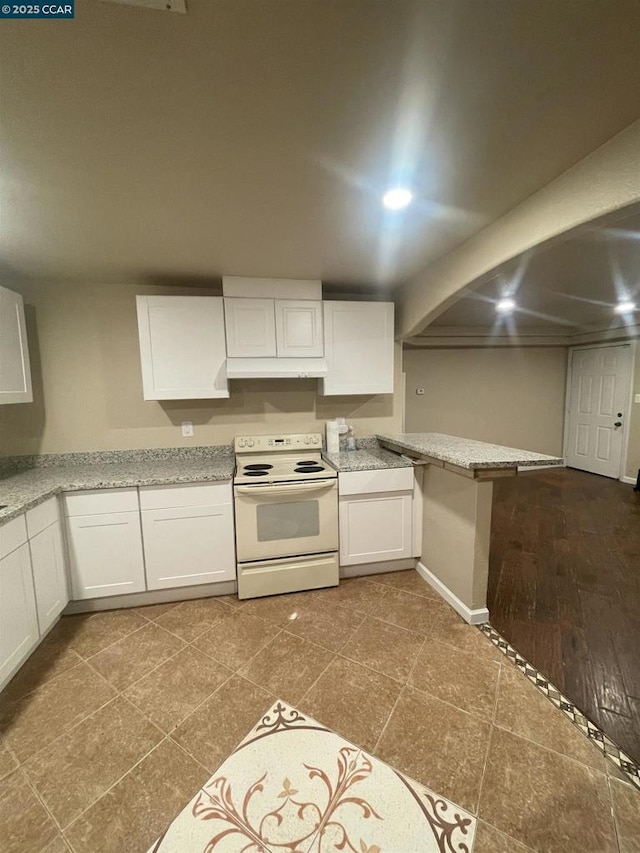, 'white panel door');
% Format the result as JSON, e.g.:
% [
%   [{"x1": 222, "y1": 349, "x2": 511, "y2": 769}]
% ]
[
  {"x1": 29, "y1": 521, "x2": 69, "y2": 634},
  {"x1": 136, "y1": 295, "x2": 229, "y2": 400},
  {"x1": 566, "y1": 345, "x2": 631, "y2": 478},
  {"x1": 339, "y1": 492, "x2": 413, "y2": 565},
  {"x1": 66, "y1": 512, "x2": 146, "y2": 600},
  {"x1": 141, "y1": 504, "x2": 235, "y2": 589},
  {"x1": 0, "y1": 285, "x2": 33, "y2": 404},
  {"x1": 321, "y1": 301, "x2": 394, "y2": 395},
  {"x1": 224, "y1": 298, "x2": 277, "y2": 358},
  {"x1": 0, "y1": 543, "x2": 38, "y2": 689},
  {"x1": 275, "y1": 300, "x2": 324, "y2": 357}
]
